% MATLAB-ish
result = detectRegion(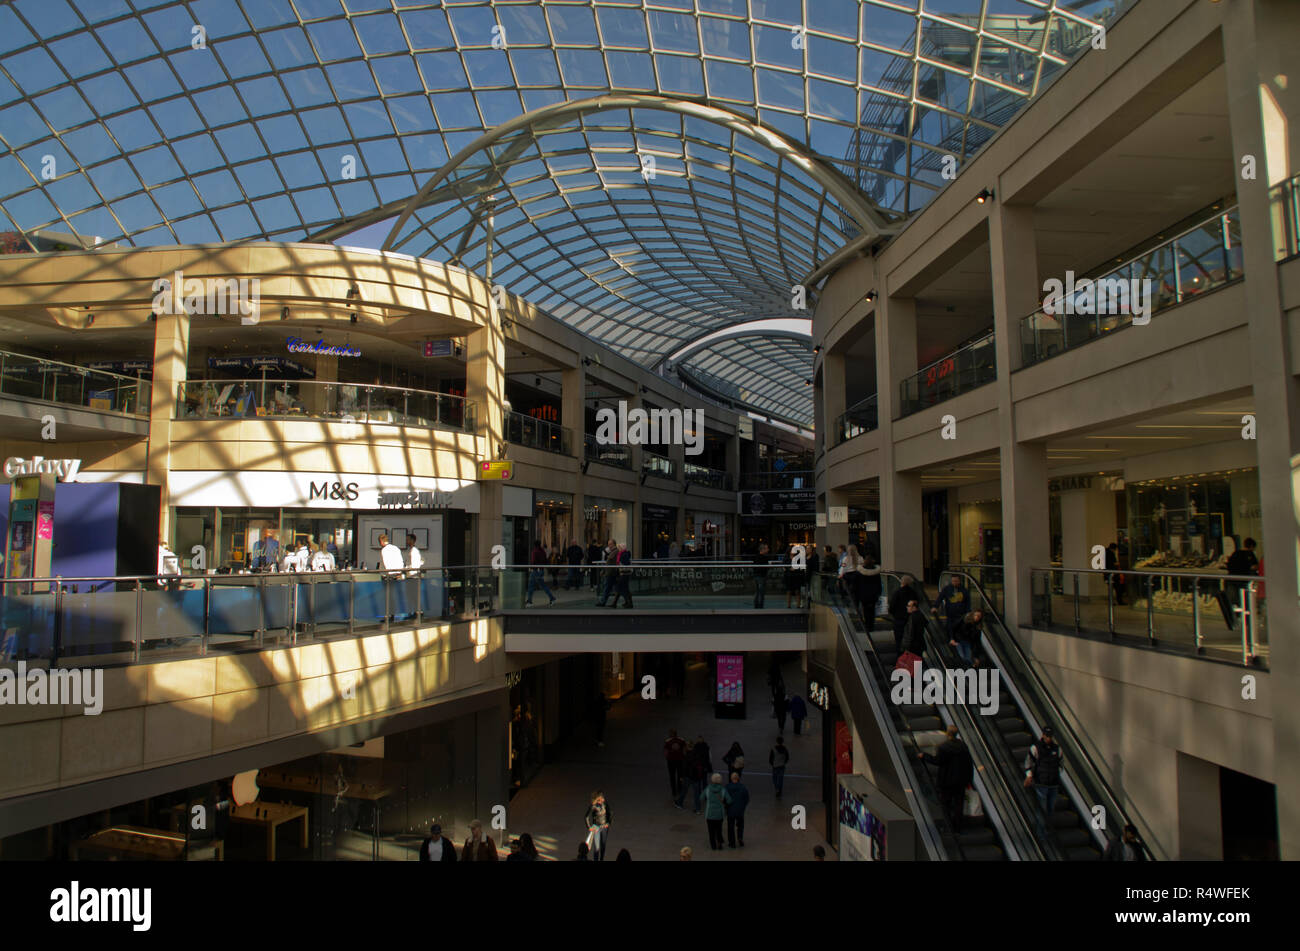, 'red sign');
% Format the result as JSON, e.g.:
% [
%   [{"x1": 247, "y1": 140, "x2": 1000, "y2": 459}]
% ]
[
  {"x1": 37, "y1": 501, "x2": 54, "y2": 540},
  {"x1": 924, "y1": 357, "x2": 956, "y2": 388}
]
